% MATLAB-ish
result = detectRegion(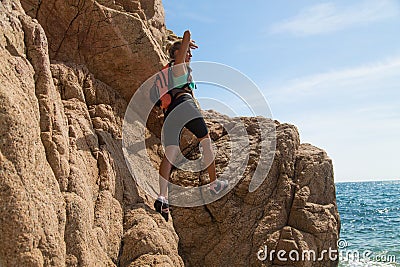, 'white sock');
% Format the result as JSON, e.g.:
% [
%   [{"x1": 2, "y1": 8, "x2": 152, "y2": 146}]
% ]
[{"x1": 157, "y1": 195, "x2": 168, "y2": 203}]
